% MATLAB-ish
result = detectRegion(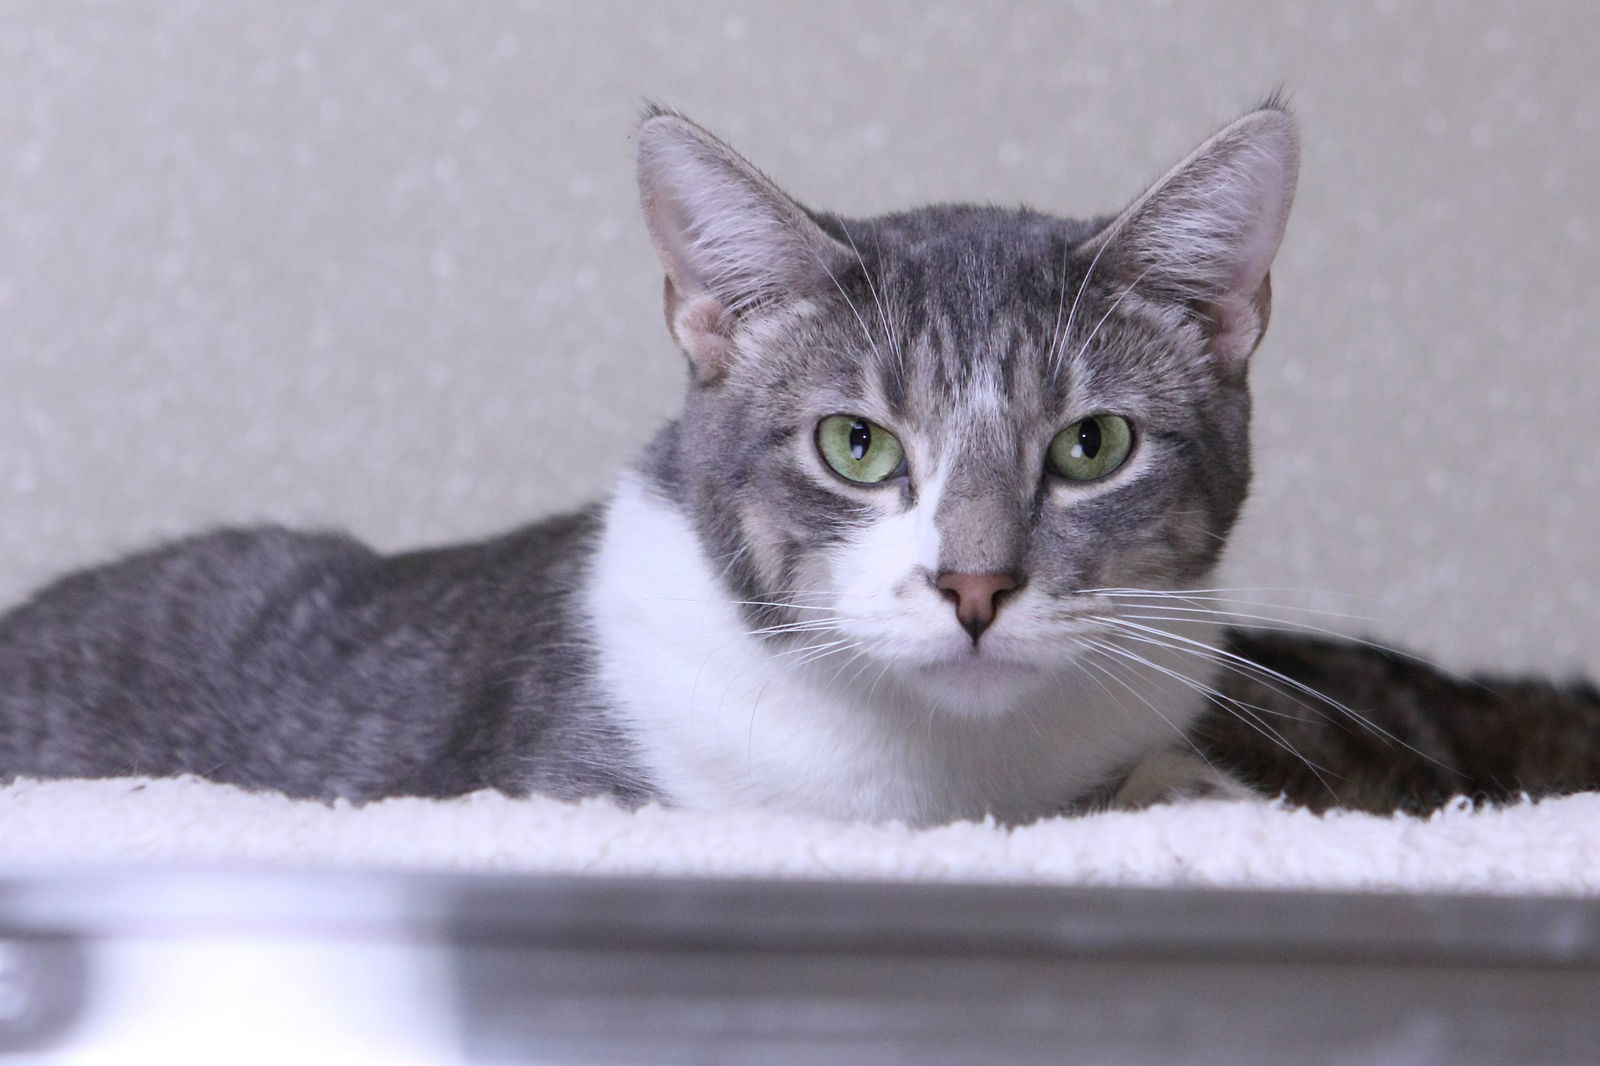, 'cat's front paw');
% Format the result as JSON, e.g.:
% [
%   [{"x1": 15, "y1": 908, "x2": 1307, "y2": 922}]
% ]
[{"x1": 1110, "y1": 748, "x2": 1254, "y2": 810}]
